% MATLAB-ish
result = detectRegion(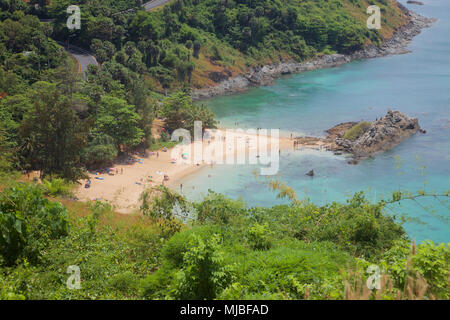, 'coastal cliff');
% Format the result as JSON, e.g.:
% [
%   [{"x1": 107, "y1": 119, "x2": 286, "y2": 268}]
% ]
[{"x1": 192, "y1": 6, "x2": 435, "y2": 100}]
